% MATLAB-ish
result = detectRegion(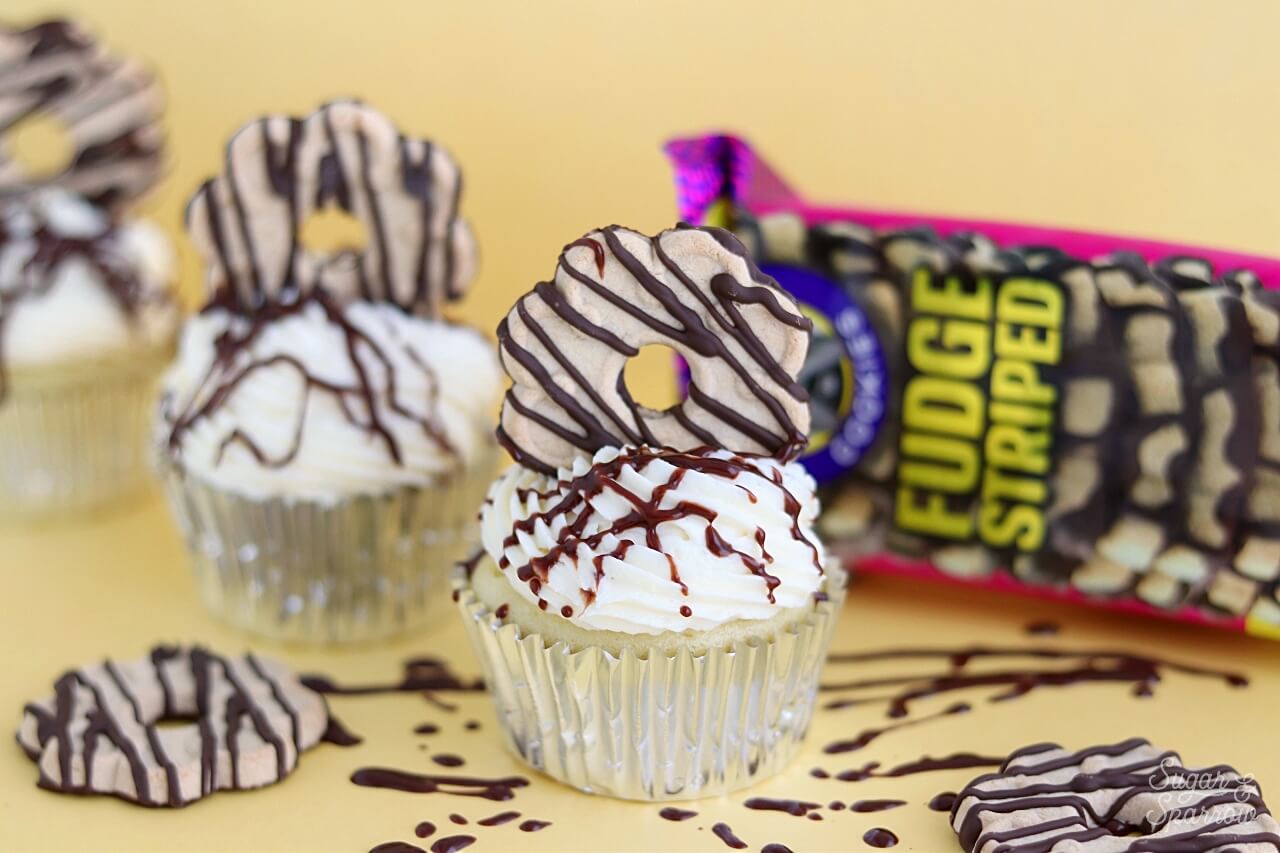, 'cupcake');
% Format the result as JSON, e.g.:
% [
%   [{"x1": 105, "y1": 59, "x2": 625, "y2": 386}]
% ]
[
  {"x1": 0, "y1": 21, "x2": 175, "y2": 517},
  {"x1": 454, "y1": 224, "x2": 844, "y2": 800},
  {"x1": 156, "y1": 101, "x2": 499, "y2": 645}
]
